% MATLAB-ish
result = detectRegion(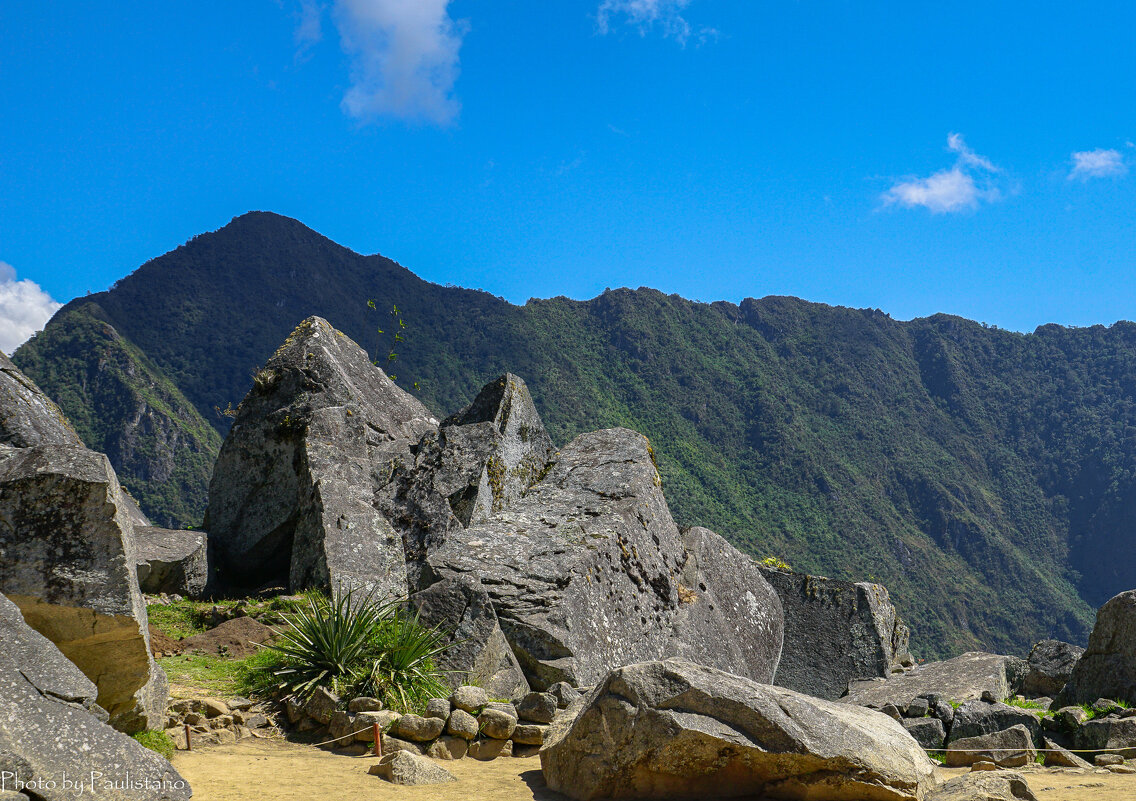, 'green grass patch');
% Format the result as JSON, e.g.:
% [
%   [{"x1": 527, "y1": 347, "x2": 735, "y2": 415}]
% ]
[
  {"x1": 1004, "y1": 697, "x2": 1054, "y2": 717},
  {"x1": 926, "y1": 751, "x2": 946, "y2": 764},
  {"x1": 146, "y1": 602, "x2": 209, "y2": 639},
  {"x1": 131, "y1": 731, "x2": 176, "y2": 760}
]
